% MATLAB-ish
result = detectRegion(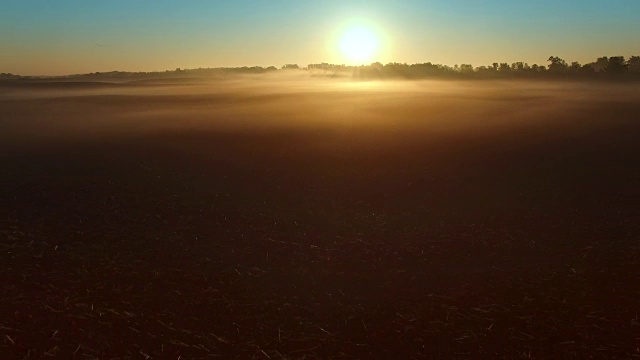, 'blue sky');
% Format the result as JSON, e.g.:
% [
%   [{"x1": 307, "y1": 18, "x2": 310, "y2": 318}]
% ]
[{"x1": 1, "y1": 0, "x2": 639, "y2": 75}]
